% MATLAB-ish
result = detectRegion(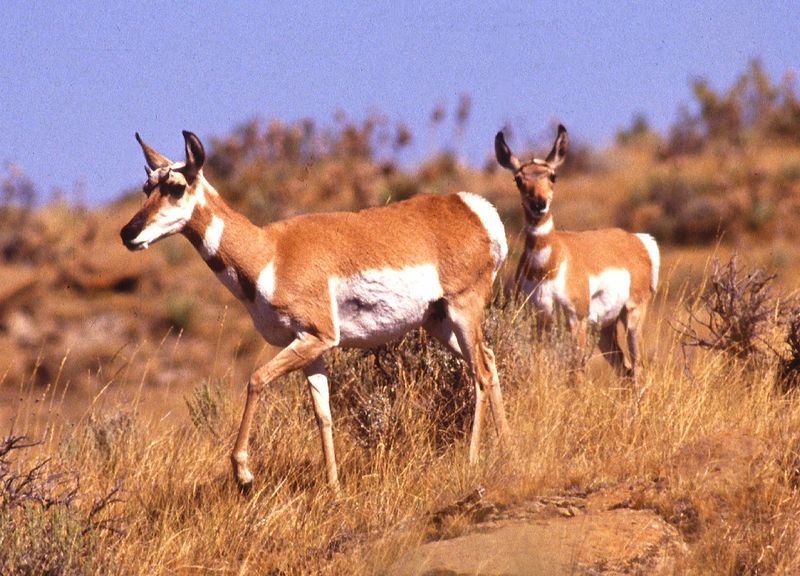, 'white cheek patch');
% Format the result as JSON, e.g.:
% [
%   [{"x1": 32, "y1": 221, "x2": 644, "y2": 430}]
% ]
[
  {"x1": 193, "y1": 179, "x2": 208, "y2": 207},
  {"x1": 131, "y1": 197, "x2": 195, "y2": 248},
  {"x1": 587, "y1": 268, "x2": 631, "y2": 326},
  {"x1": 331, "y1": 264, "x2": 444, "y2": 347}
]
